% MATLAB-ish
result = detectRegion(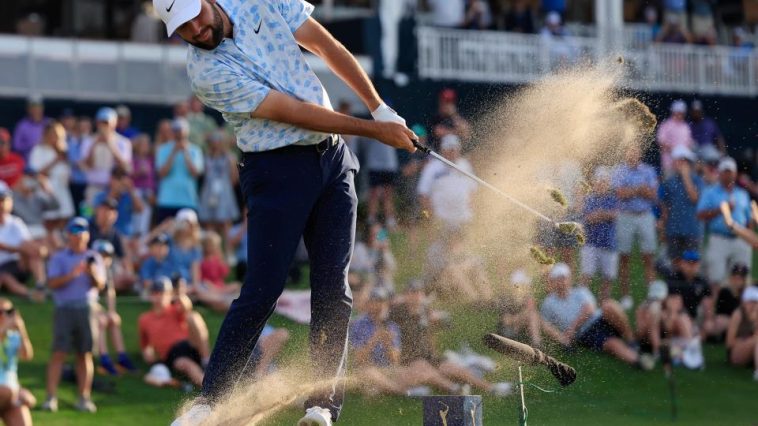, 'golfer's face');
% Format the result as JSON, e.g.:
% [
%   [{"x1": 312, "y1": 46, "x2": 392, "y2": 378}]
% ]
[{"x1": 176, "y1": 0, "x2": 224, "y2": 50}]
